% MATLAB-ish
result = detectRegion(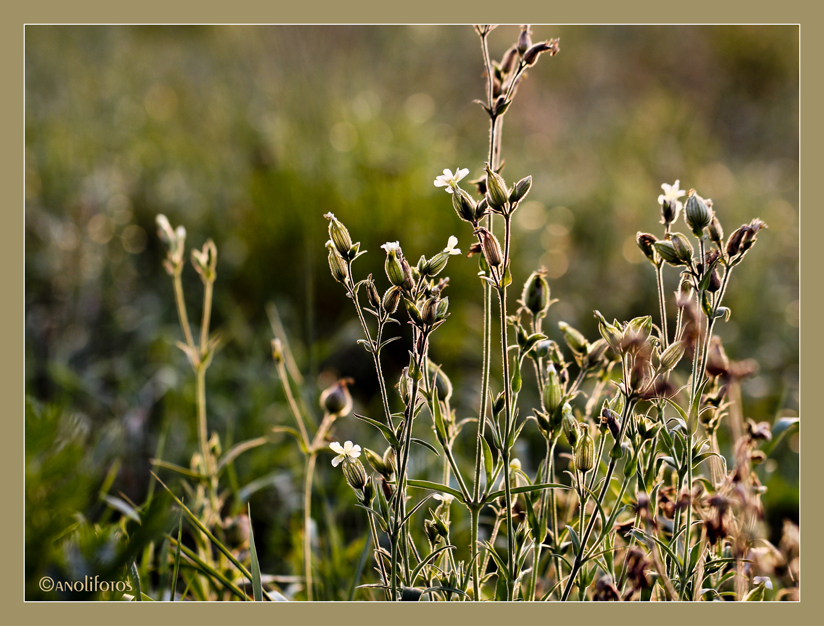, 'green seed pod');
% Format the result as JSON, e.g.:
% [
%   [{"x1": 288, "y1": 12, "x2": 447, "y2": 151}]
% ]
[
  {"x1": 382, "y1": 447, "x2": 397, "y2": 477},
  {"x1": 510, "y1": 175, "x2": 532, "y2": 204},
  {"x1": 659, "y1": 340, "x2": 685, "y2": 371},
  {"x1": 382, "y1": 286, "x2": 402, "y2": 314},
  {"x1": 363, "y1": 448, "x2": 388, "y2": 477},
  {"x1": 636, "y1": 232, "x2": 658, "y2": 264},
  {"x1": 684, "y1": 190, "x2": 711, "y2": 238},
  {"x1": 452, "y1": 187, "x2": 478, "y2": 224},
  {"x1": 397, "y1": 368, "x2": 411, "y2": 404},
  {"x1": 559, "y1": 321, "x2": 588, "y2": 354},
  {"x1": 575, "y1": 427, "x2": 595, "y2": 473},
  {"x1": 436, "y1": 297, "x2": 449, "y2": 321},
  {"x1": 561, "y1": 403, "x2": 579, "y2": 448},
  {"x1": 421, "y1": 297, "x2": 439, "y2": 326},
  {"x1": 366, "y1": 277, "x2": 381, "y2": 310},
  {"x1": 533, "y1": 408, "x2": 552, "y2": 434},
  {"x1": 405, "y1": 299, "x2": 423, "y2": 326},
  {"x1": 361, "y1": 476, "x2": 375, "y2": 505},
  {"x1": 521, "y1": 270, "x2": 550, "y2": 318},
  {"x1": 474, "y1": 196, "x2": 489, "y2": 221},
  {"x1": 493, "y1": 390, "x2": 506, "y2": 416},
  {"x1": 670, "y1": 232, "x2": 694, "y2": 265},
  {"x1": 542, "y1": 364, "x2": 562, "y2": 415},
  {"x1": 324, "y1": 213, "x2": 353, "y2": 258},
  {"x1": 424, "y1": 519, "x2": 440, "y2": 544},
  {"x1": 627, "y1": 316, "x2": 652, "y2": 345},
  {"x1": 484, "y1": 164, "x2": 510, "y2": 211},
  {"x1": 327, "y1": 244, "x2": 348, "y2": 284},
  {"x1": 653, "y1": 239, "x2": 683, "y2": 267},
  {"x1": 382, "y1": 242, "x2": 405, "y2": 287}
]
